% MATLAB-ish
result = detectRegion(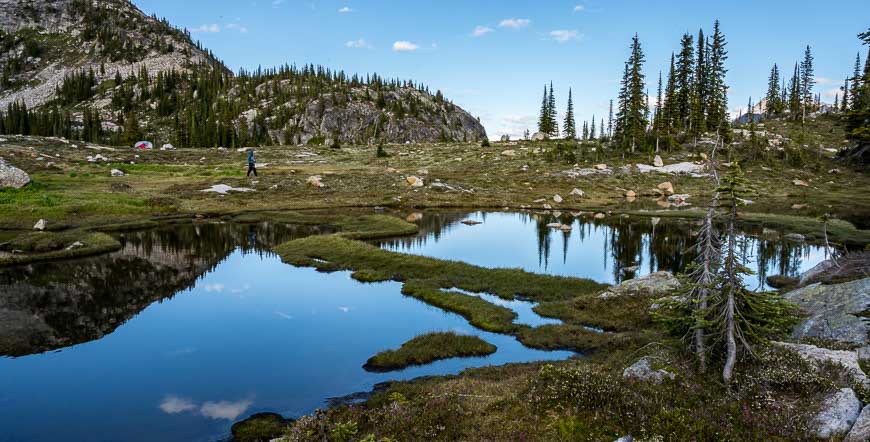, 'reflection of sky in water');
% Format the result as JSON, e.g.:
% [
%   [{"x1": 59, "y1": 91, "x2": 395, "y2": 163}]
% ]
[
  {"x1": 383, "y1": 212, "x2": 828, "y2": 290},
  {"x1": 0, "y1": 249, "x2": 571, "y2": 442}
]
